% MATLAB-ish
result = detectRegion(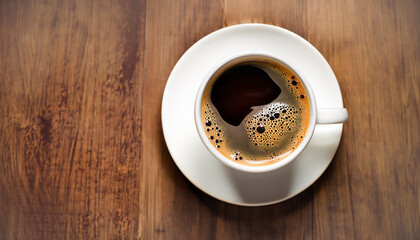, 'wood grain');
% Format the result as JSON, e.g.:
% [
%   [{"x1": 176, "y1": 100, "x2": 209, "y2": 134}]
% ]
[
  {"x1": 0, "y1": 0, "x2": 145, "y2": 239},
  {"x1": 0, "y1": 0, "x2": 419, "y2": 239},
  {"x1": 139, "y1": 0, "x2": 224, "y2": 239},
  {"x1": 308, "y1": 0, "x2": 420, "y2": 239}
]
